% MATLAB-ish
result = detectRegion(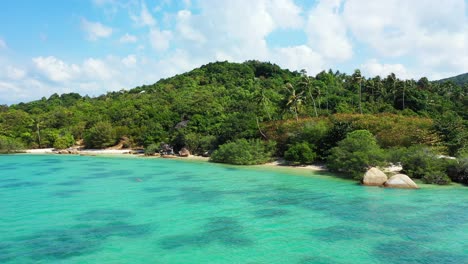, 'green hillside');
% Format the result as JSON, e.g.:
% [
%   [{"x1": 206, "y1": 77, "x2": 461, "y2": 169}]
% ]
[
  {"x1": 436, "y1": 72, "x2": 468, "y2": 86},
  {"x1": 1, "y1": 60, "x2": 467, "y2": 184}
]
